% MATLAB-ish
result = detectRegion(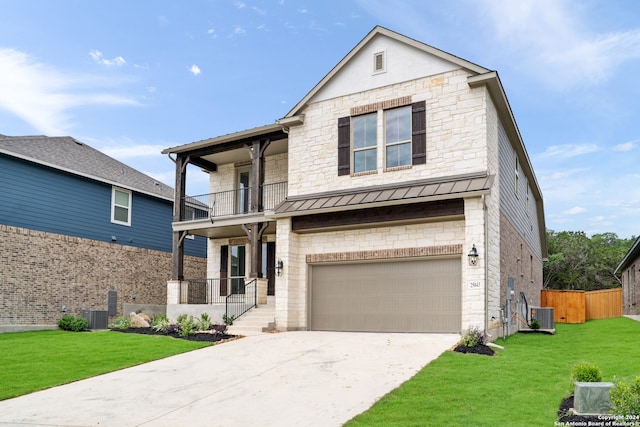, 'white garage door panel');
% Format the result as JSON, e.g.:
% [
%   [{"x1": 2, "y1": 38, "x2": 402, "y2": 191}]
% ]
[{"x1": 310, "y1": 258, "x2": 461, "y2": 333}]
